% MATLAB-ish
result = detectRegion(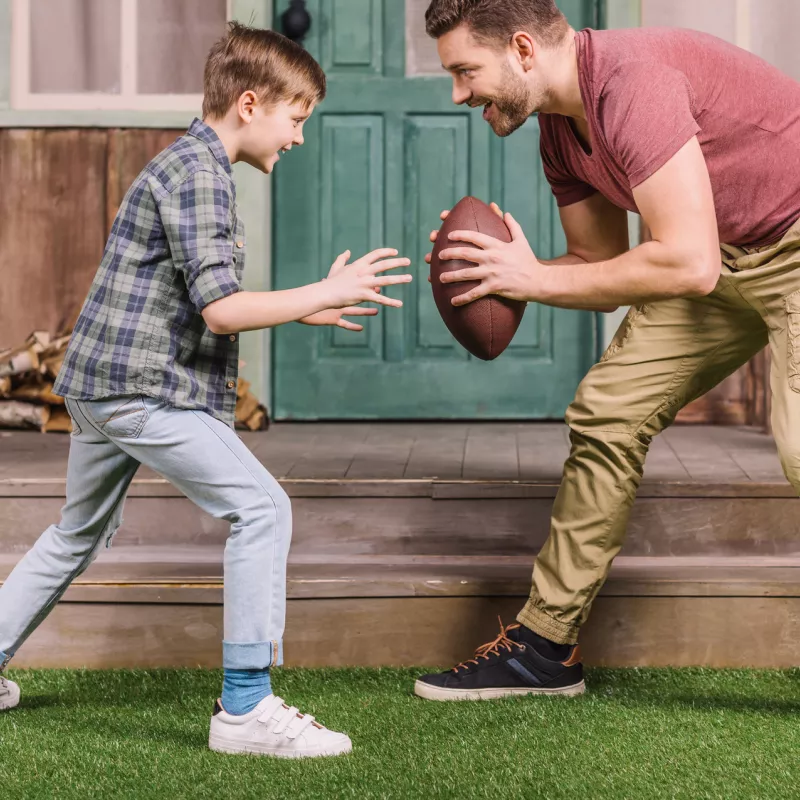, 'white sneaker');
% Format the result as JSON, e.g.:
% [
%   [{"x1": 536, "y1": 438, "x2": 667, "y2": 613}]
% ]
[
  {"x1": 208, "y1": 694, "x2": 352, "y2": 758},
  {"x1": 0, "y1": 676, "x2": 20, "y2": 711}
]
